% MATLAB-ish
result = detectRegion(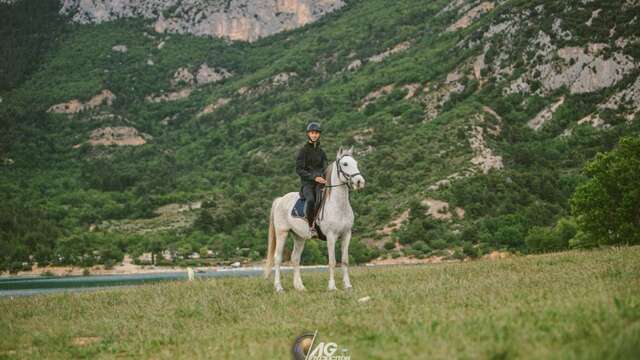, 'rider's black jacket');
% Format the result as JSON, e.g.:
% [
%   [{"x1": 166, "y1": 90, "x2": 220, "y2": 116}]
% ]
[{"x1": 296, "y1": 141, "x2": 327, "y2": 184}]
